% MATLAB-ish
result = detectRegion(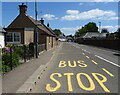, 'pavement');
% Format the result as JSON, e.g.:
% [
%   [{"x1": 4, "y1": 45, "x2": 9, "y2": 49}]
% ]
[
  {"x1": 2, "y1": 43, "x2": 61, "y2": 93},
  {"x1": 2, "y1": 42, "x2": 120, "y2": 94}
]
